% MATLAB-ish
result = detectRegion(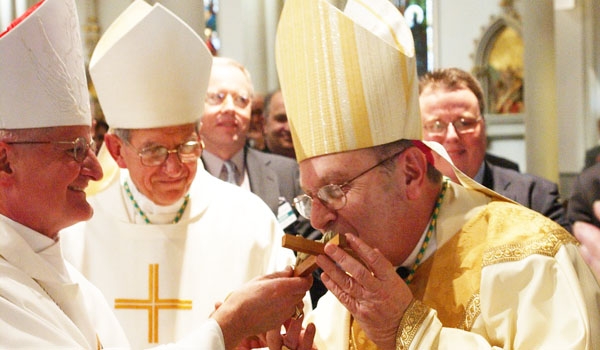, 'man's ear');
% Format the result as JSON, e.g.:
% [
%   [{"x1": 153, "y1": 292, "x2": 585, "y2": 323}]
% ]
[
  {"x1": 398, "y1": 147, "x2": 428, "y2": 200},
  {"x1": 103, "y1": 134, "x2": 128, "y2": 169}
]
